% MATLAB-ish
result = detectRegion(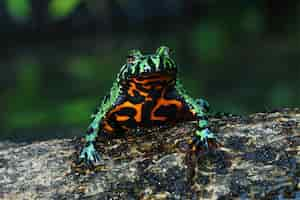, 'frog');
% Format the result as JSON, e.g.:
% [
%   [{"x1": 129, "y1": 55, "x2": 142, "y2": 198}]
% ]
[{"x1": 79, "y1": 46, "x2": 217, "y2": 165}]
